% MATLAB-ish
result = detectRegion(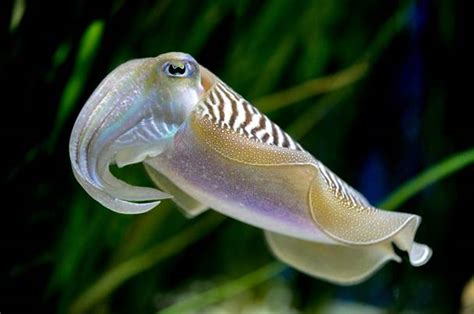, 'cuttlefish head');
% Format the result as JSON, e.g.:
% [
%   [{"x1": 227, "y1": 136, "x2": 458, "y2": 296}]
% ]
[{"x1": 69, "y1": 52, "x2": 214, "y2": 214}]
